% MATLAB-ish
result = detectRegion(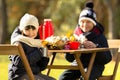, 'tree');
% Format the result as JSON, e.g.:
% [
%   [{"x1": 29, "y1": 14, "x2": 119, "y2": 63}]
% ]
[
  {"x1": 43, "y1": 0, "x2": 86, "y2": 36},
  {"x1": 1, "y1": 0, "x2": 51, "y2": 43},
  {"x1": 1, "y1": 0, "x2": 120, "y2": 43},
  {"x1": 0, "y1": 0, "x2": 8, "y2": 43},
  {"x1": 94, "y1": 0, "x2": 120, "y2": 39}
]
